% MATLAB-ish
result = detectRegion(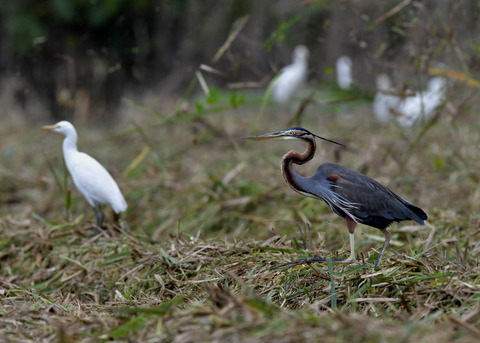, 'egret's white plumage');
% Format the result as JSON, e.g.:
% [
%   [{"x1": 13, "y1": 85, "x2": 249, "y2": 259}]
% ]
[
  {"x1": 271, "y1": 45, "x2": 309, "y2": 104},
  {"x1": 336, "y1": 56, "x2": 353, "y2": 90},
  {"x1": 42, "y1": 121, "x2": 127, "y2": 226},
  {"x1": 373, "y1": 74, "x2": 401, "y2": 124},
  {"x1": 397, "y1": 76, "x2": 447, "y2": 127}
]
